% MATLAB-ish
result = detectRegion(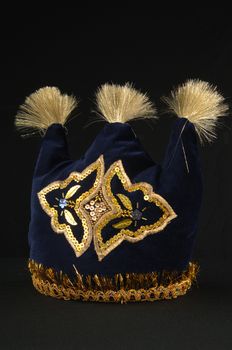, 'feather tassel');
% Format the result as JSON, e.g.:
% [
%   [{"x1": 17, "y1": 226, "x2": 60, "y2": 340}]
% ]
[
  {"x1": 15, "y1": 87, "x2": 78, "y2": 136},
  {"x1": 95, "y1": 83, "x2": 156, "y2": 123},
  {"x1": 162, "y1": 79, "x2": 229, "y2": 143}
]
